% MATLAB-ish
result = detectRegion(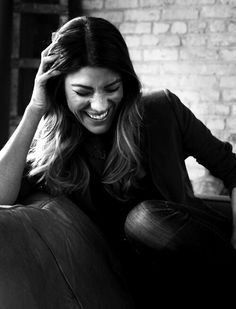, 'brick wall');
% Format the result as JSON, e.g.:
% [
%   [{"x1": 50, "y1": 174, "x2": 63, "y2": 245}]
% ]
[{"x1": 81, "y1": 0, "x2": 236, "y2": 195}]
